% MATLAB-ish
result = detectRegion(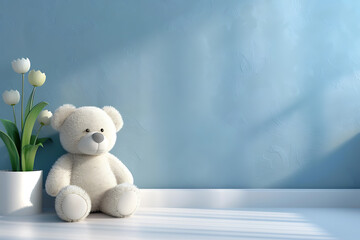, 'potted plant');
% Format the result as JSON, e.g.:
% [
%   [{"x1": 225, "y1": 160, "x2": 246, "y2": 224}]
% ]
[{"x1": 0, "y1": 58, "x2": 52, "y2": 215}]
